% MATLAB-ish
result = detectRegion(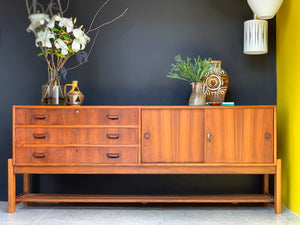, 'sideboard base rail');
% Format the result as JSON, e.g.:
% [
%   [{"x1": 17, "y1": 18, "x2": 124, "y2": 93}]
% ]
[
  {"x1": 16, "y1": 193, "x2": 274, "y2": 204},
  {"x1": 8, "y1": 159, "x2": 282, "y2": 214}
]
